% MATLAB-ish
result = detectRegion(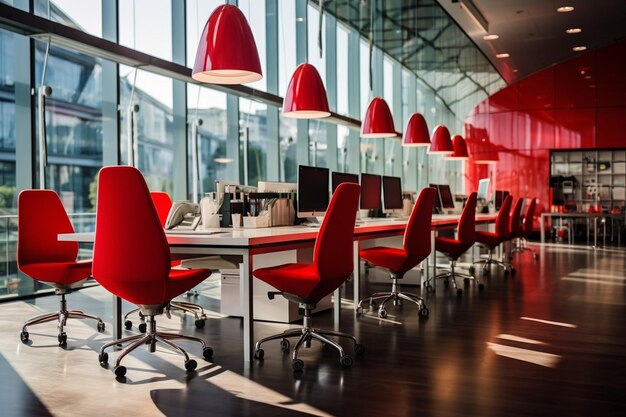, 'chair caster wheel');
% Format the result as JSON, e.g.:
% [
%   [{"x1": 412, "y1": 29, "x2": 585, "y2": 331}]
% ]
[
  {"x1": 419, "y1": 307, "x2": 429, "y2": 318},
  {"x1": 254, "y1": 349, "x2": 264, "y2": 360},
  {"x1": 114, "y1": 366, "x2": 127, "y2": 378},
  {"x1": 57, "y1": 332, "x2": 67, "y2": 346},
  {"x1": 378, "y1": 308, "x2": 387, "y2": 319},
  {"x1": 124, "y1": 320, "x2": 132, "y2": 330},
  {"x1": 468, "y1": 266, "x2": 475, "y2": 275},
  {"x1": 340, "y1": 355, "x2": 353, "y2": 368},
  {"x1": 478, "y1": 283, "x2": 485, "y2": 291},
  {"x1": 185, "y1": 359, "x2": 197, "y2": 372},
  {"x1": 99, "y1": 352, "x2": 109, "y2": 366},
  {"x1": 195, "y1": 319, "x2": 205, "y2": 328},
  {"x1": 138, "y1": 323, "x2": 147, "y2": 333},
  {"x1": 292, "y1": 358, "x2": 304, "y2": 372},
  {"x1": 456, "y1": 288, "x2": 463, "y2": 297},
  {"x1": 464, "y1": 277, "x2": 470, "y2": 285},
  {"x1": 356, "y1": 306, "x2": 364, "y2": 315},
  {"x1": 280, "y1": 339, "x2": 290, "y2": 352},
  {"x1": 354, "y1": 343, "x2": 365, "y2": 356},
  {"x1": 20, "y1": 331, "x2": 29, "y2": 343},
  {"x1": 97, "y1": 321, "x2": 106, "y2": 332},
  {"x1": 203, "y1": 347, "x2": 214, "y2": 360},
  {"x1": 426, "y1": 284, "x2": 434, "y2": 293}
]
